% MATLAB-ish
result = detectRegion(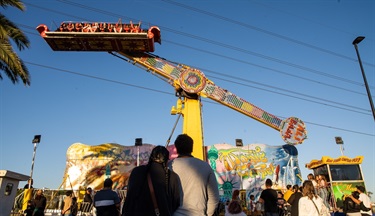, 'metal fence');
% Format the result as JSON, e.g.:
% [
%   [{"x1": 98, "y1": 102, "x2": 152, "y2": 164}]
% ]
[{"x1": 12, "y1": 188, "x2": 127, "y2": 216}]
